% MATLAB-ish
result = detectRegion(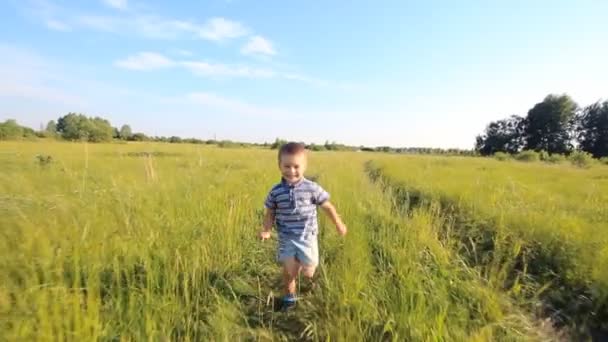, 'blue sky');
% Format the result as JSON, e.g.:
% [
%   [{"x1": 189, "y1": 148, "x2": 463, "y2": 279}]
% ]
[{"x1": 1, "y1": 0, "x2": 607, "y2": 148}]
